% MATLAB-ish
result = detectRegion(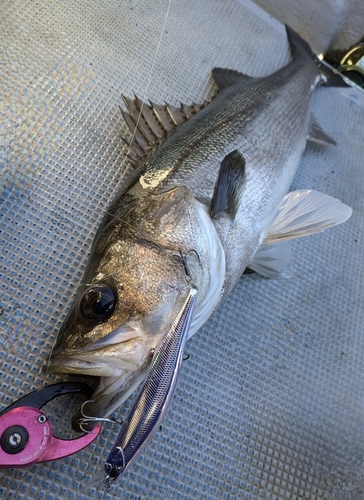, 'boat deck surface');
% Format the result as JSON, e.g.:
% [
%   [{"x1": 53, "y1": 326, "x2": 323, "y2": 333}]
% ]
[{"x1": 1, "y1": 1, "x2": 364, "y2": 499}]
